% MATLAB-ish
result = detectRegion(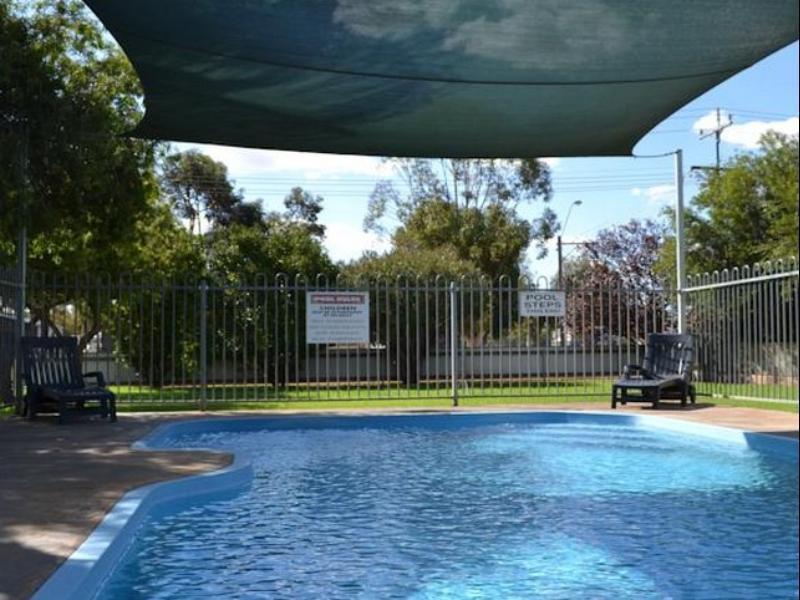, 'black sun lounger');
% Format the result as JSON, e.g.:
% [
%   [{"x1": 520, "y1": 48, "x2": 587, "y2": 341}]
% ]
[
  {"x1": 21, "y1": 336, "x2": 117, "y2": 423},
  {"x1": 612, "y1": 333, "x2": 695, "y2": 409}
]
